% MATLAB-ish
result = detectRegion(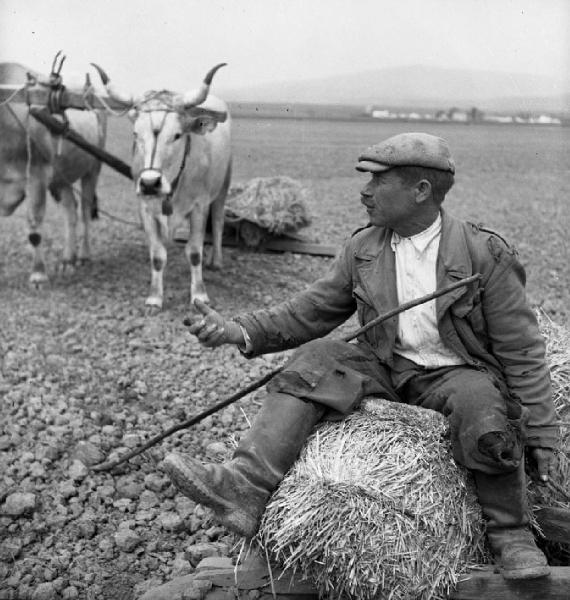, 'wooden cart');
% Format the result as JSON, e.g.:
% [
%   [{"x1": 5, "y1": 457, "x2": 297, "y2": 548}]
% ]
[{"x1": 190, "y1": 506, "x2": 570, "y2": 599}]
